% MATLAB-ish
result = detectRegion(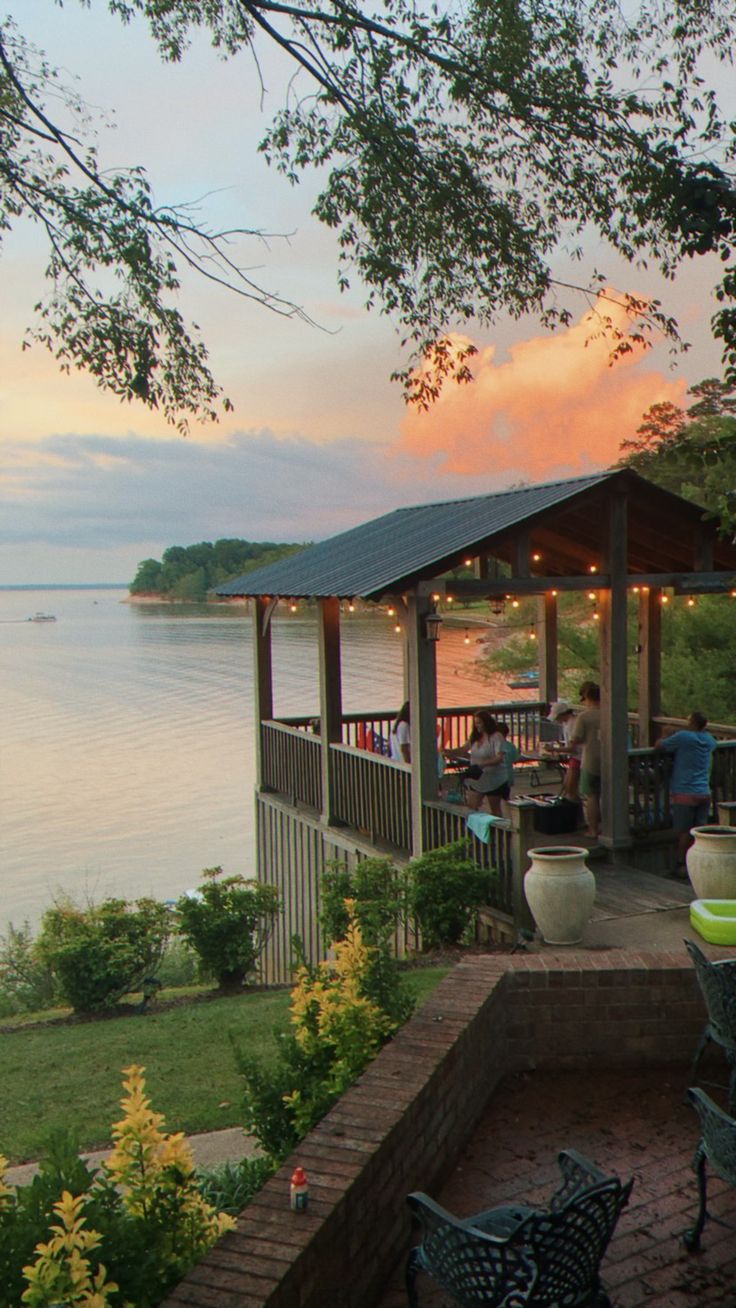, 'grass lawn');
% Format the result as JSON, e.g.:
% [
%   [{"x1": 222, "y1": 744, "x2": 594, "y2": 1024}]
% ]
[{"x1": 0, "y1": 968, "x2": 448, "y2": 1163}]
